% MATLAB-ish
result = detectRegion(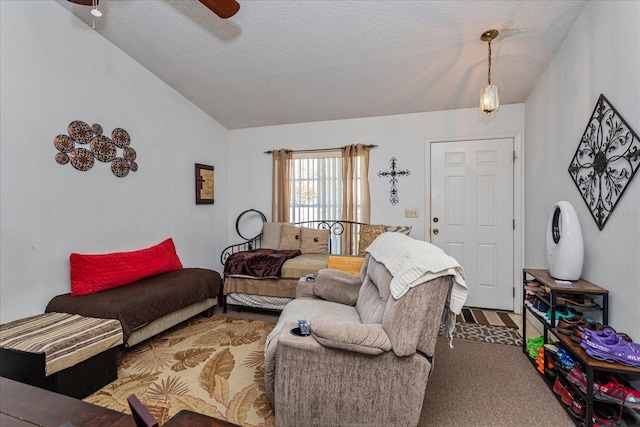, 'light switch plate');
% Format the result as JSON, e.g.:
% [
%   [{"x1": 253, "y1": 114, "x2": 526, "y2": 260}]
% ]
[{"x1": 404, "y1": 208, "x2": 418, "y2": 218}]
